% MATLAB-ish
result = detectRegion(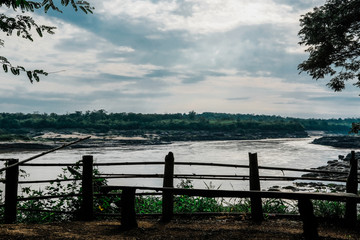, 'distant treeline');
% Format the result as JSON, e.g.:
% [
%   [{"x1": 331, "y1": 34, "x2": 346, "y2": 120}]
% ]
[{"x1": 0, "y1": 110, "x2": 357, "y2": 134}]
